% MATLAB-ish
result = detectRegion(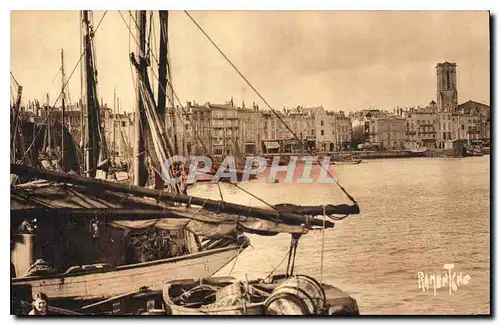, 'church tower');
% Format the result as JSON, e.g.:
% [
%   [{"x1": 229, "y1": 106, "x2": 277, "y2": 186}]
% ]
[{"x1": 436, "y1": 62, "x2": 458, "y2": 112}]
